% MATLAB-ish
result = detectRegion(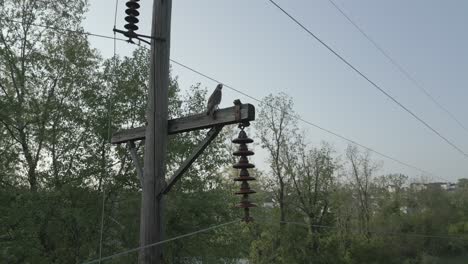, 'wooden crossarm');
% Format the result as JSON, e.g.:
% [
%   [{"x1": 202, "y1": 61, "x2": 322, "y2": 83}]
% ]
[{"x1": 111, "y1": 103, "x2": 255, "y2": 144}]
